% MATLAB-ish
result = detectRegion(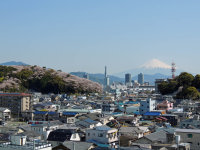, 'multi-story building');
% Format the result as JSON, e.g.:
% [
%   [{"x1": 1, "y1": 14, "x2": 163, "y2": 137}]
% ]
[
  {"x1": 0, "y1": 93, "x2": 31, "y2": 115},
  {"x1": 138, "y1": 73, "x2": 144, "y2": 85},
  {"x1": 86, "y1": 125, "x2": 118, "y2": 148},
  {"x1": 83, "y1": 73, "x2": 89, "y2": 79},
  {"x1": 139, "y1": 98, "x2": 156, "y2": 115},
  {"x1": 125, "y1": 73, "x2": 132, "y2": 86}
]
